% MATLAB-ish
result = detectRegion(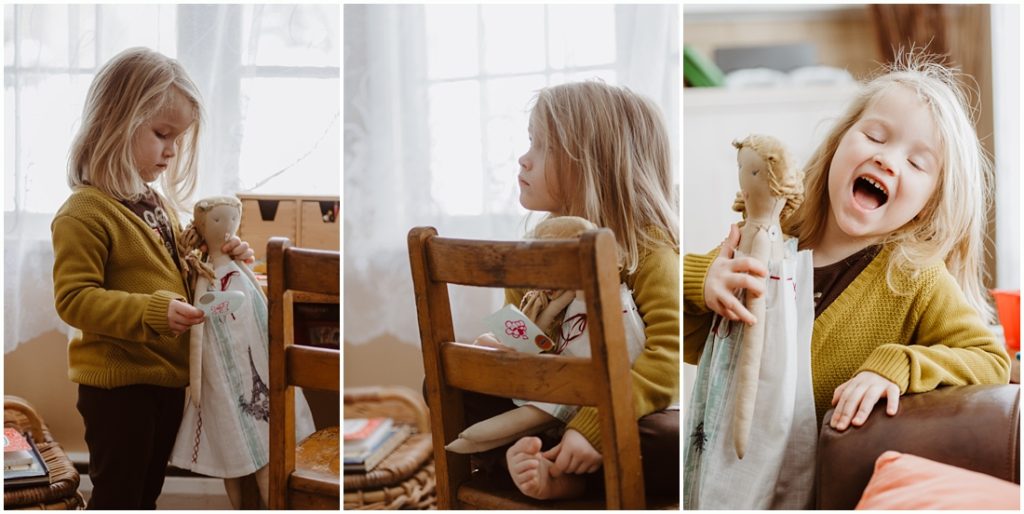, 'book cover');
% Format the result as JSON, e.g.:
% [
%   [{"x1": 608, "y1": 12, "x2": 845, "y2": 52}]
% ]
[
  {"x1": 482, "y1": 304, "x2": 553, "y2": 353},
  {"x1": 343, "y1": 425, "x2": 412, "y2": 474},
  {"x1": 4, "y1": 428, "x2": 35, "y2": 468},
  {"x1": 4, "y1": 428, "x2": 49, "y2": 489},
  {"x1": 343, "y1": 418, "x2": 393, "y2": 456}
]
